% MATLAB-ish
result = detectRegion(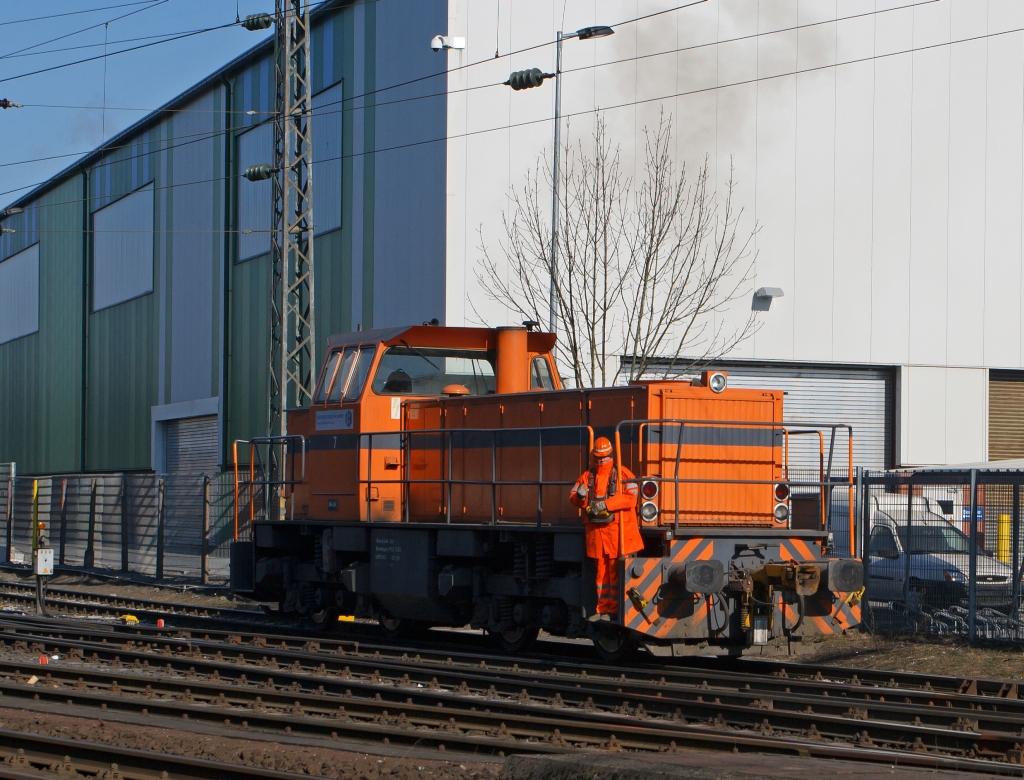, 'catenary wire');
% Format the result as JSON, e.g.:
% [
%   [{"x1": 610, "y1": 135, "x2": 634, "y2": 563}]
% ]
[
  {"x1": 0, "y1": 0, "x2": 171, "y2": 61},
  {"x1": 0, "y1": 0, "x2": 988, "y2": 212},
  {"x1": 0, "y1": 1, "x2": 163, "y2": 28},
  {"x1": 0, "y1": 21, "x2": 241, "y2": 85},
  {"x1": 2, "y1": 26, "x2": 230, "y2": 60}
]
